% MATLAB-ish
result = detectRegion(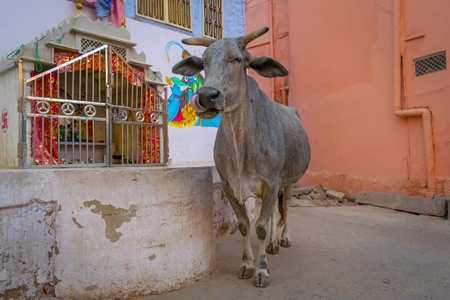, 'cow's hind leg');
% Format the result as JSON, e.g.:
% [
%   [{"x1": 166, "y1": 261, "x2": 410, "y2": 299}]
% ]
[
  {"x1": 266, "y1": 200, "x2": 280, "y2": 254},
  {"x1": 254, "y1": 188, "x2": 278, "y2": 287},
  {"x1": 280, "y1": 187, "x2": 292, "y2": 247},
  {"x1": 226, "y1": 193, "x2": 255, "y2": 279}
]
